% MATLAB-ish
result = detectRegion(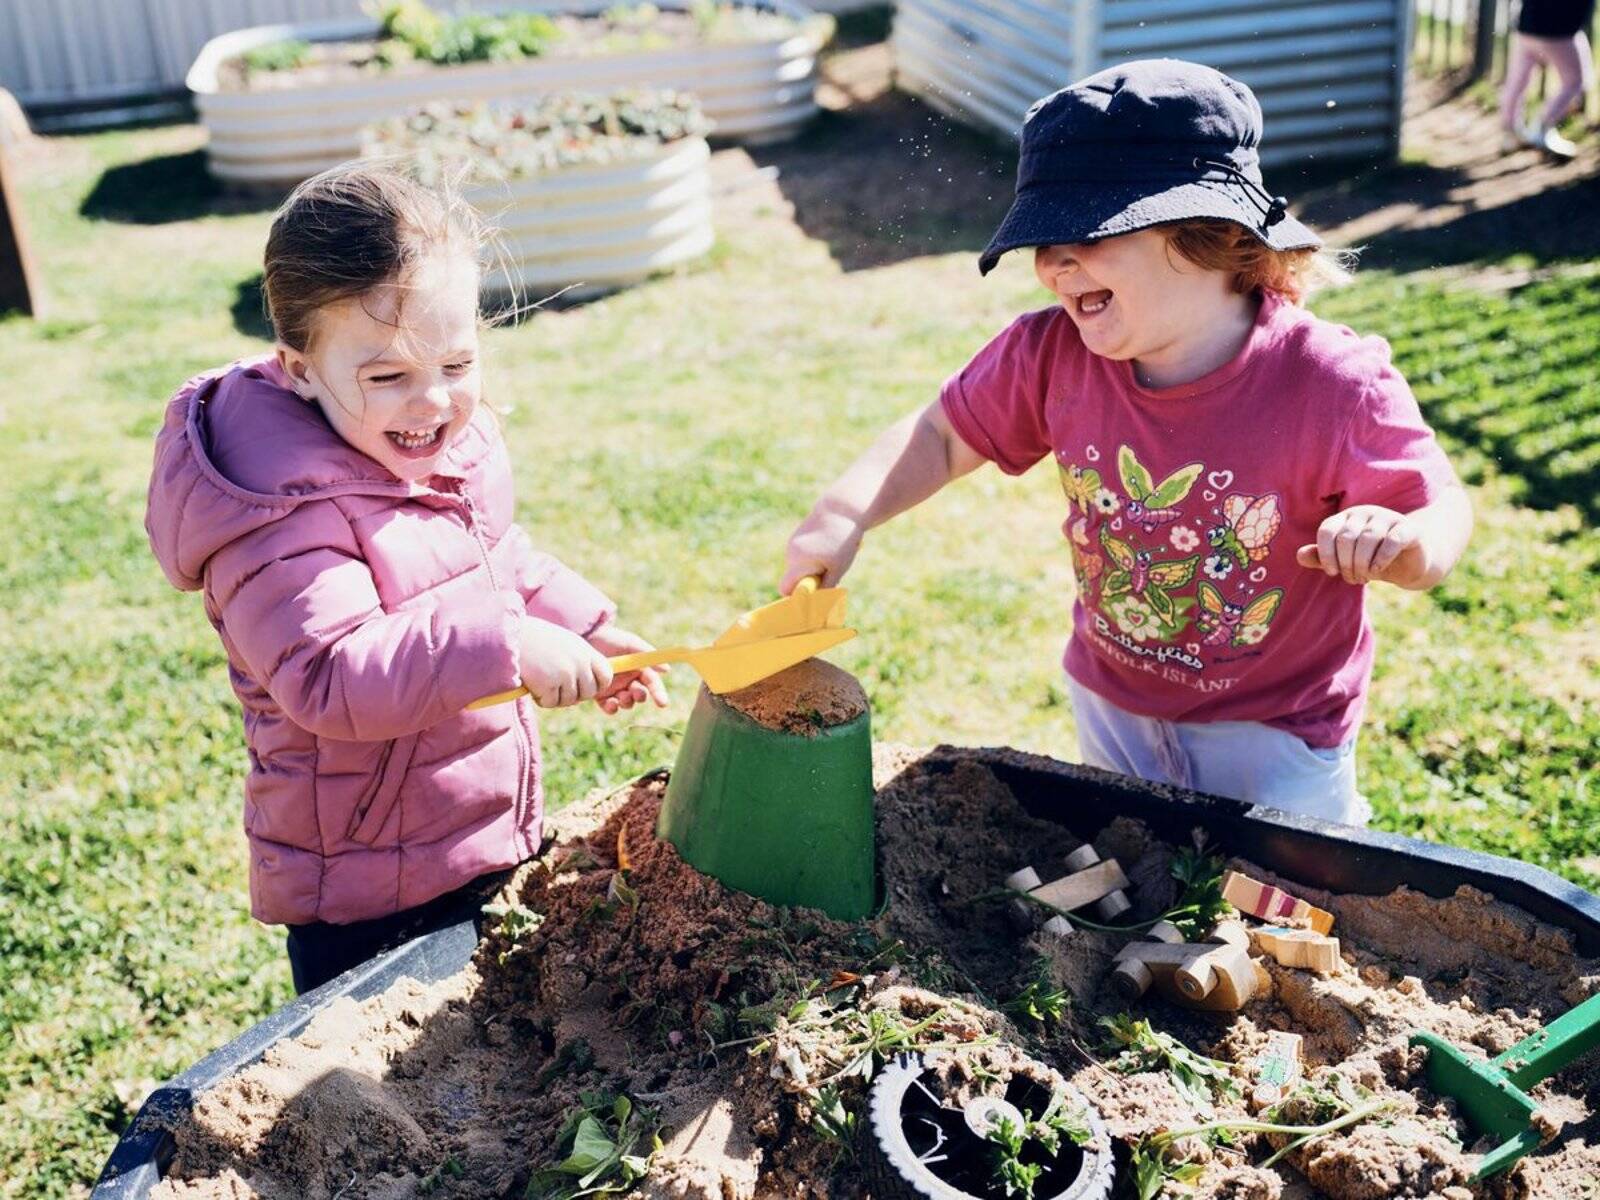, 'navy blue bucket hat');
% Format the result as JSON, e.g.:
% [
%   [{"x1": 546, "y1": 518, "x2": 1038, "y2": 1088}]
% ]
[{"x1": 979, "y1": 59, "x2": 1320, "y2": 275}]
